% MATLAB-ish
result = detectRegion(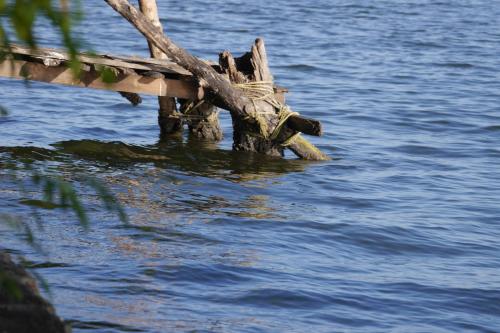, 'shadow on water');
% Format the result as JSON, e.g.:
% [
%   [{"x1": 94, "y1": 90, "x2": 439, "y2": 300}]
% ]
[{"x1": 51, "y1": 138, "x2": 312, "y2": 181}]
